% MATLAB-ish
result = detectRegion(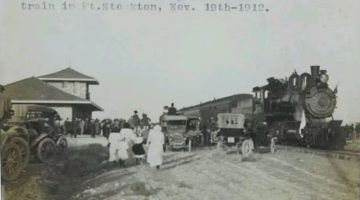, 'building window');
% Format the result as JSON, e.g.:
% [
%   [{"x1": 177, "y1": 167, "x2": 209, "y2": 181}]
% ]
[{"x1": 264, "y1": 90, "x2": 269, "y2": 99}]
